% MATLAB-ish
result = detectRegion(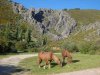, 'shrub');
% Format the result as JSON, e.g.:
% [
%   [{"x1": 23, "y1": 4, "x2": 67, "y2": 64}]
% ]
[
  {"x1": 95, "y1": 49, "x2": 100, "y2": 55},
  {"x1": 0, "y1": 37, "x2": 8, "y2": 53},
  {"x1": 27, "y1": 41, "x2": 43, "y2": 49},
  {"x1": 7, "y1": 41, "x2": 17, "y2": 53},
  {"x1": 40, "y1": 46, "x2": 51, "y2": 51},
  {"x1": 89, "y1": 42, "x2": 100, "y2": 55},
  {"x1": 15, "y1": 41, "x2": 27, "y2": 52},
  {"x1": 62, "y1": 41, "x2": 78, "y2": 52},
  {"x1": 89, "y1": 50, "x2": 96, "y2": 55},
  {"x1": 77, "y1": 42, "x2": 91, "y2": 54},
  {"x1": 27, "y1": 48, "x2": 40, "y2": 52}
]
